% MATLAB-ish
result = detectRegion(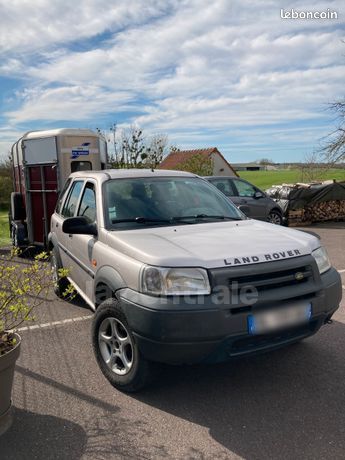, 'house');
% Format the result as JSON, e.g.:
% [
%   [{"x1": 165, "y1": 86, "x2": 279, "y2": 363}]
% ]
[{"x1": 159, "y1": 147, "x2": 238, "y2": 177}]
